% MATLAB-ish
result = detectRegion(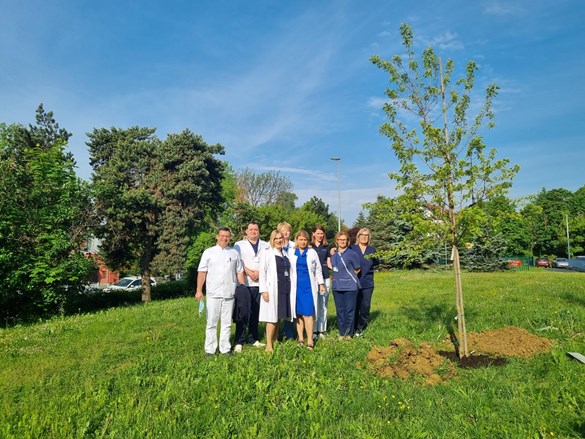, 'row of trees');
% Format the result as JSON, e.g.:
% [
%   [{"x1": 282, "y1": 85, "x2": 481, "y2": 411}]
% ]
[
  {"x1": 355, "y1": 189, "x2": 585, "y2": 270},
  {"x1": 0, "y1": 106, "x2": 340, "y2": 321}
]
